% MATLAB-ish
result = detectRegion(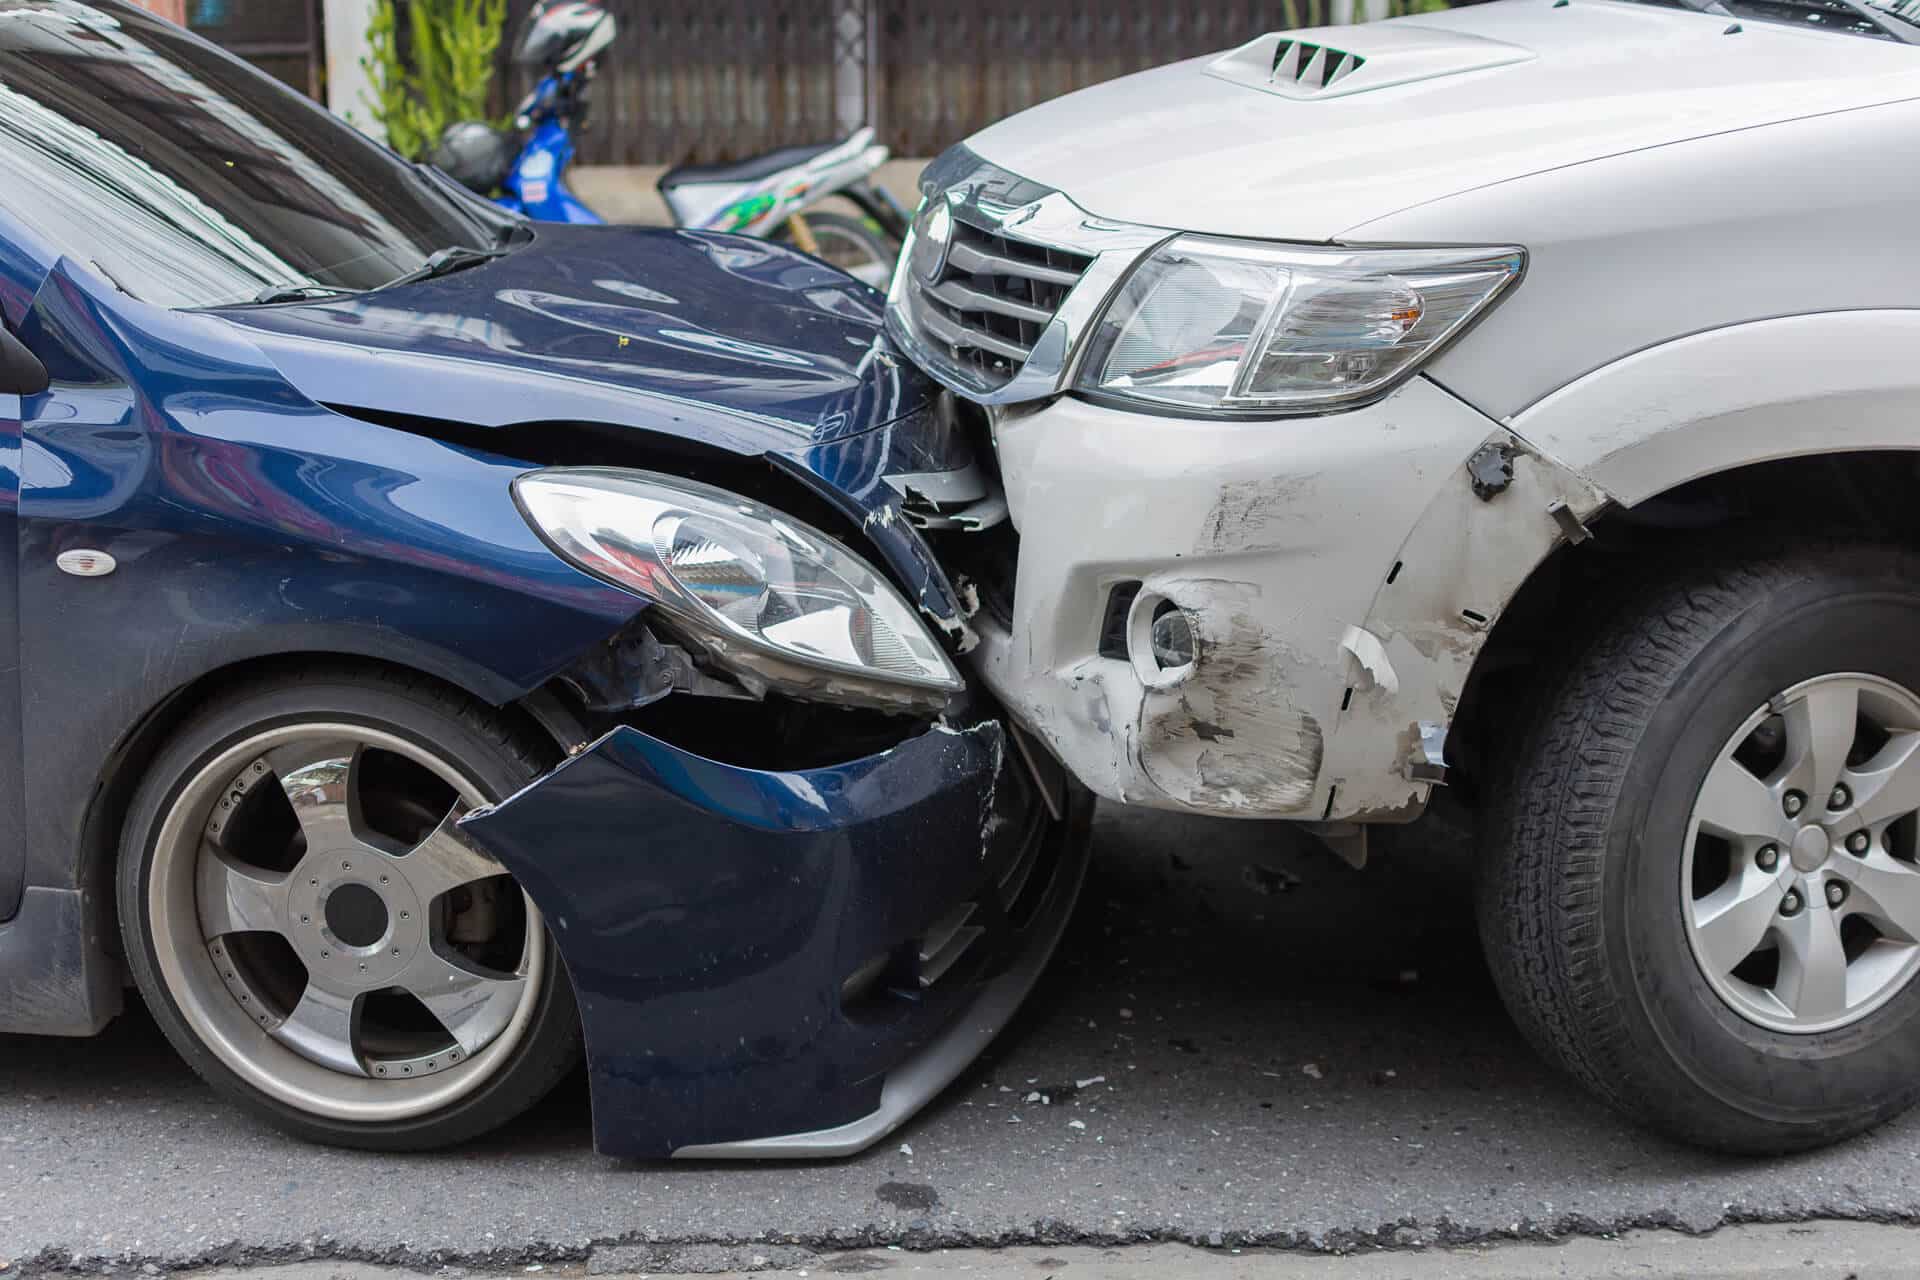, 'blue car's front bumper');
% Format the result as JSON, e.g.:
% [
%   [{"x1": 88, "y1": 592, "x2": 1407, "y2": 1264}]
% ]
[{"x1": 458, "y1": 713, "x2": 1089, "y2": 1159}]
